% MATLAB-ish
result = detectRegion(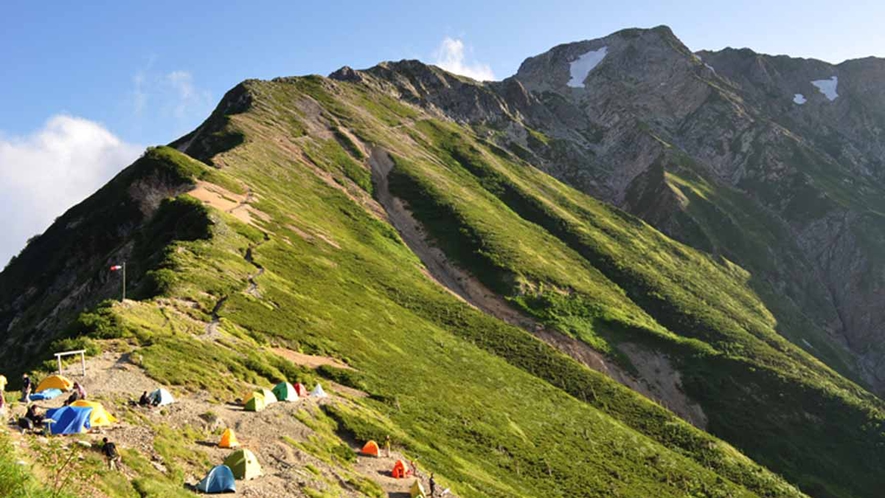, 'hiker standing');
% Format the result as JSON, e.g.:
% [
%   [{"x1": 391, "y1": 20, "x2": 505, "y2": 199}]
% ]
[
  {"x1": 21, "y1": 373, "x2": 31, "y2": 402},
  {"x1": 430, "y1": 473, "x2": 437, "y2": 497},
  {"x1": 384, "y1": 435, "x2": 391, "y2": 458},
  {"x1": 102, "y1": 438, "x2": 121, "y2": 471},
  {"x1": 0, "y1": 389, "x2": 6, "y2": 417}
]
